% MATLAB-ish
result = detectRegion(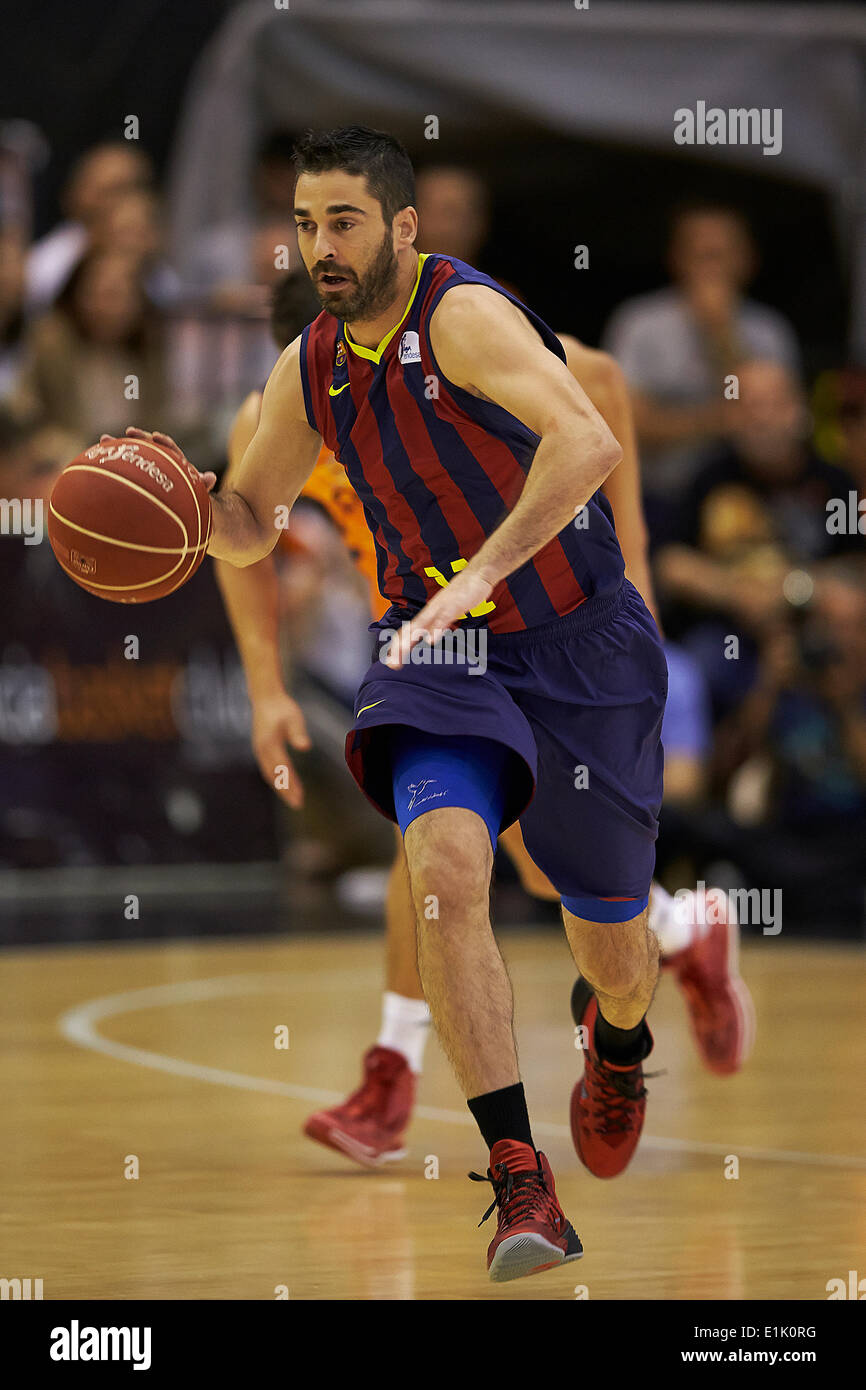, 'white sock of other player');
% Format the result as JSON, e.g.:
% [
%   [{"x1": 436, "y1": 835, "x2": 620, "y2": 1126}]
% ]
[
  {"x1": 377, "y1": 991, "x2": 432, "y2": 1074},
  {"x1": 649, "y1": 882, "x2": 717, "y2": 958}
]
